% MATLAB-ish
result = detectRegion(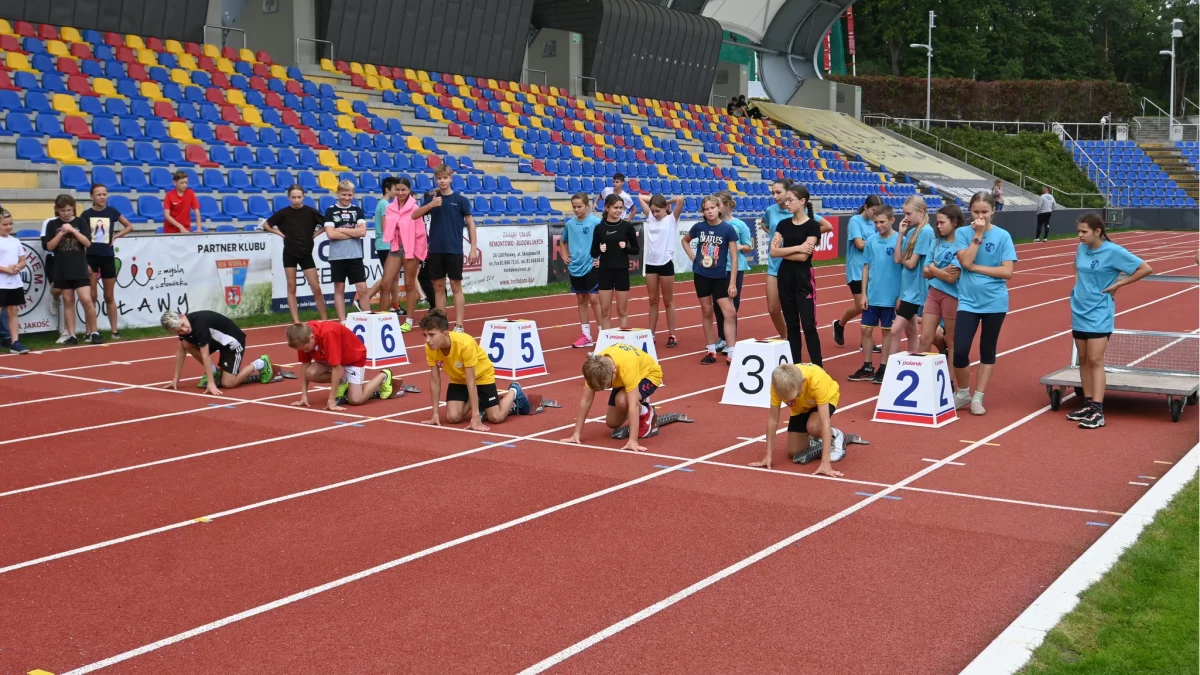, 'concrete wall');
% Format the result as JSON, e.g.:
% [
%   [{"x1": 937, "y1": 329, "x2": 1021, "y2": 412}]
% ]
[
  {"x1": 206, "y1": 0, "x2": 318, "y2": 64},
  {"x1": 710, "y1": 59, "x2": 747, "y2": 110},
  {"x1": 524, "y1": 28, "x2": 579, "y2": 92}
]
